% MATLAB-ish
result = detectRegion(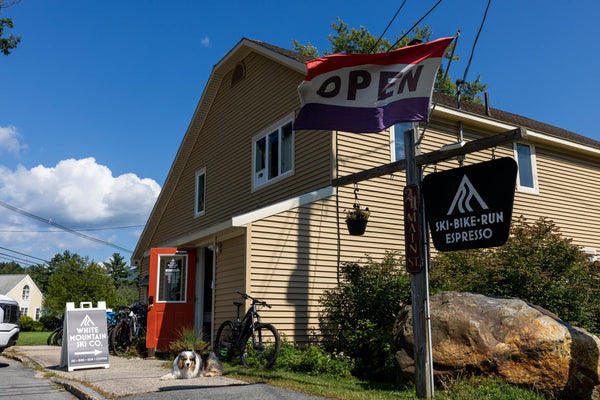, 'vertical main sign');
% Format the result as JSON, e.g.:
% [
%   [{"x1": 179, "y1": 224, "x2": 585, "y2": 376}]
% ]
[
  {"x1": 423, "y1": 157, "x2": 518, "y2": 251},
  {"x1": 404, "y1": 184, "x2": 422, "y2": 272}
]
